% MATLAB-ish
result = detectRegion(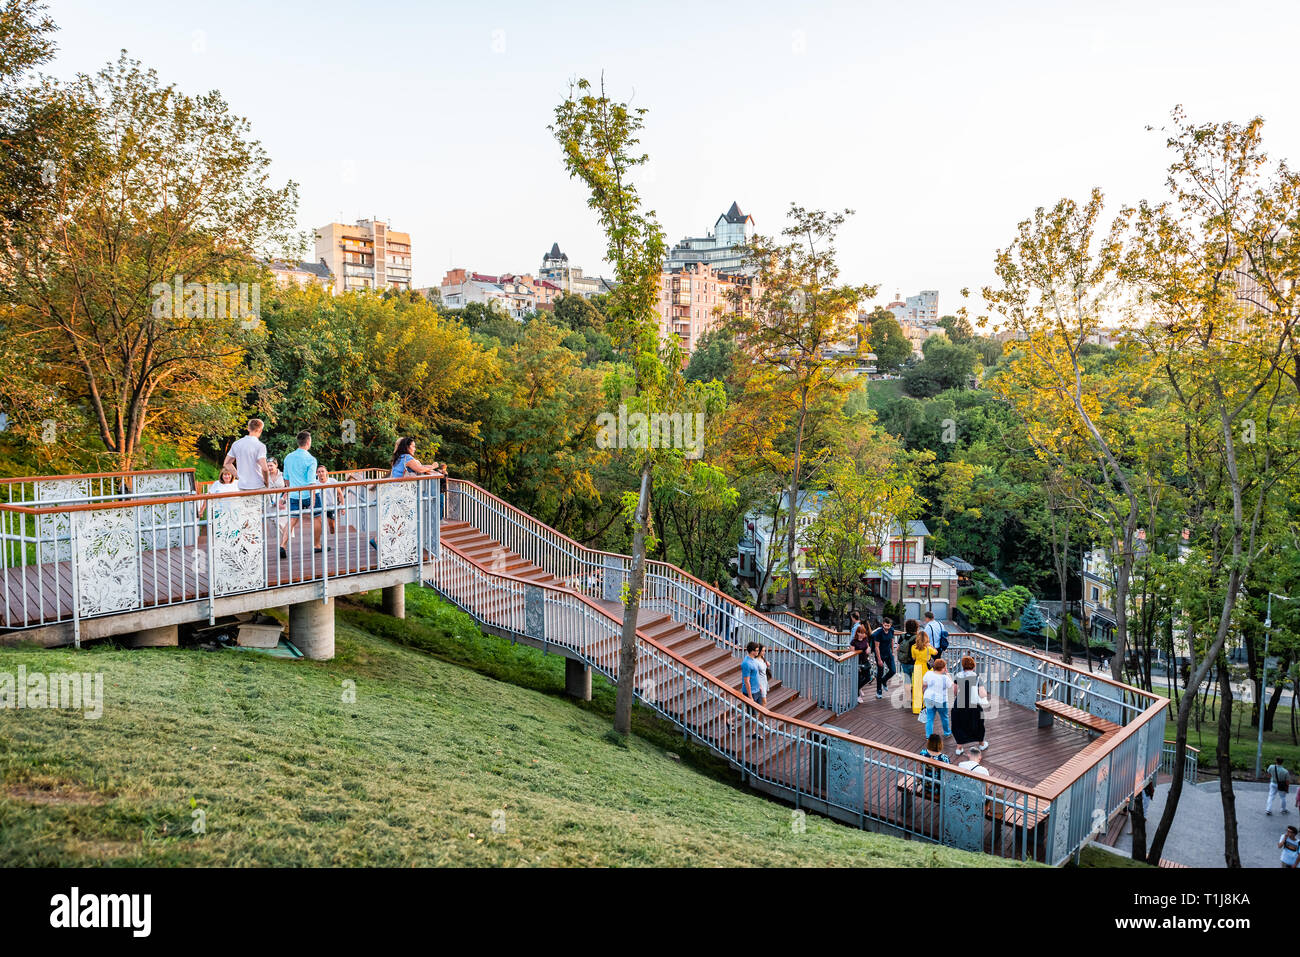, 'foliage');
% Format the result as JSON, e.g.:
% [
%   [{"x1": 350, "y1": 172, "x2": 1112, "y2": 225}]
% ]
[{"x1": 861, "y1": 306, "x2": 911, "y2": 372}]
